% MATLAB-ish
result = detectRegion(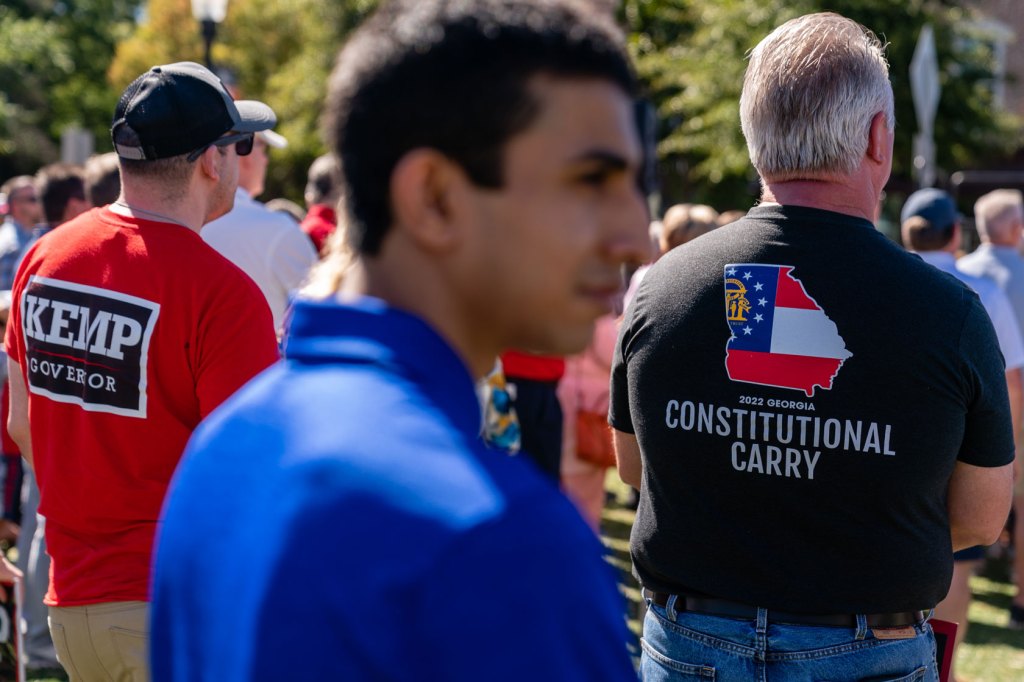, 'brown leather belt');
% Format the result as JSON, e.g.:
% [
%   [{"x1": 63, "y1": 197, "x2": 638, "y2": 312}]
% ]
[{"x1": 647, "y1": 591, "x2": 926, "y2": 629}]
